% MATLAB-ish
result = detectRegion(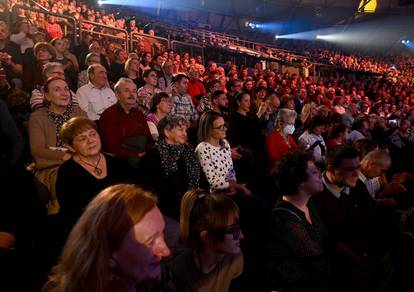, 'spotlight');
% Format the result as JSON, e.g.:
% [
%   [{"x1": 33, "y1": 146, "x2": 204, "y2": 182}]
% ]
[
  {"x1": 98, "y1": 0, "x2": 104, "y2": 5},
  {"x1": 275, "y1": 35, "x2": 279, "y2": 39},
  {"x1": 401, "y1": 40, "x2": 406, "y2": 44},
  {"x1": 316, "y1": 35, "x2": 323, "y2": 39}
]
